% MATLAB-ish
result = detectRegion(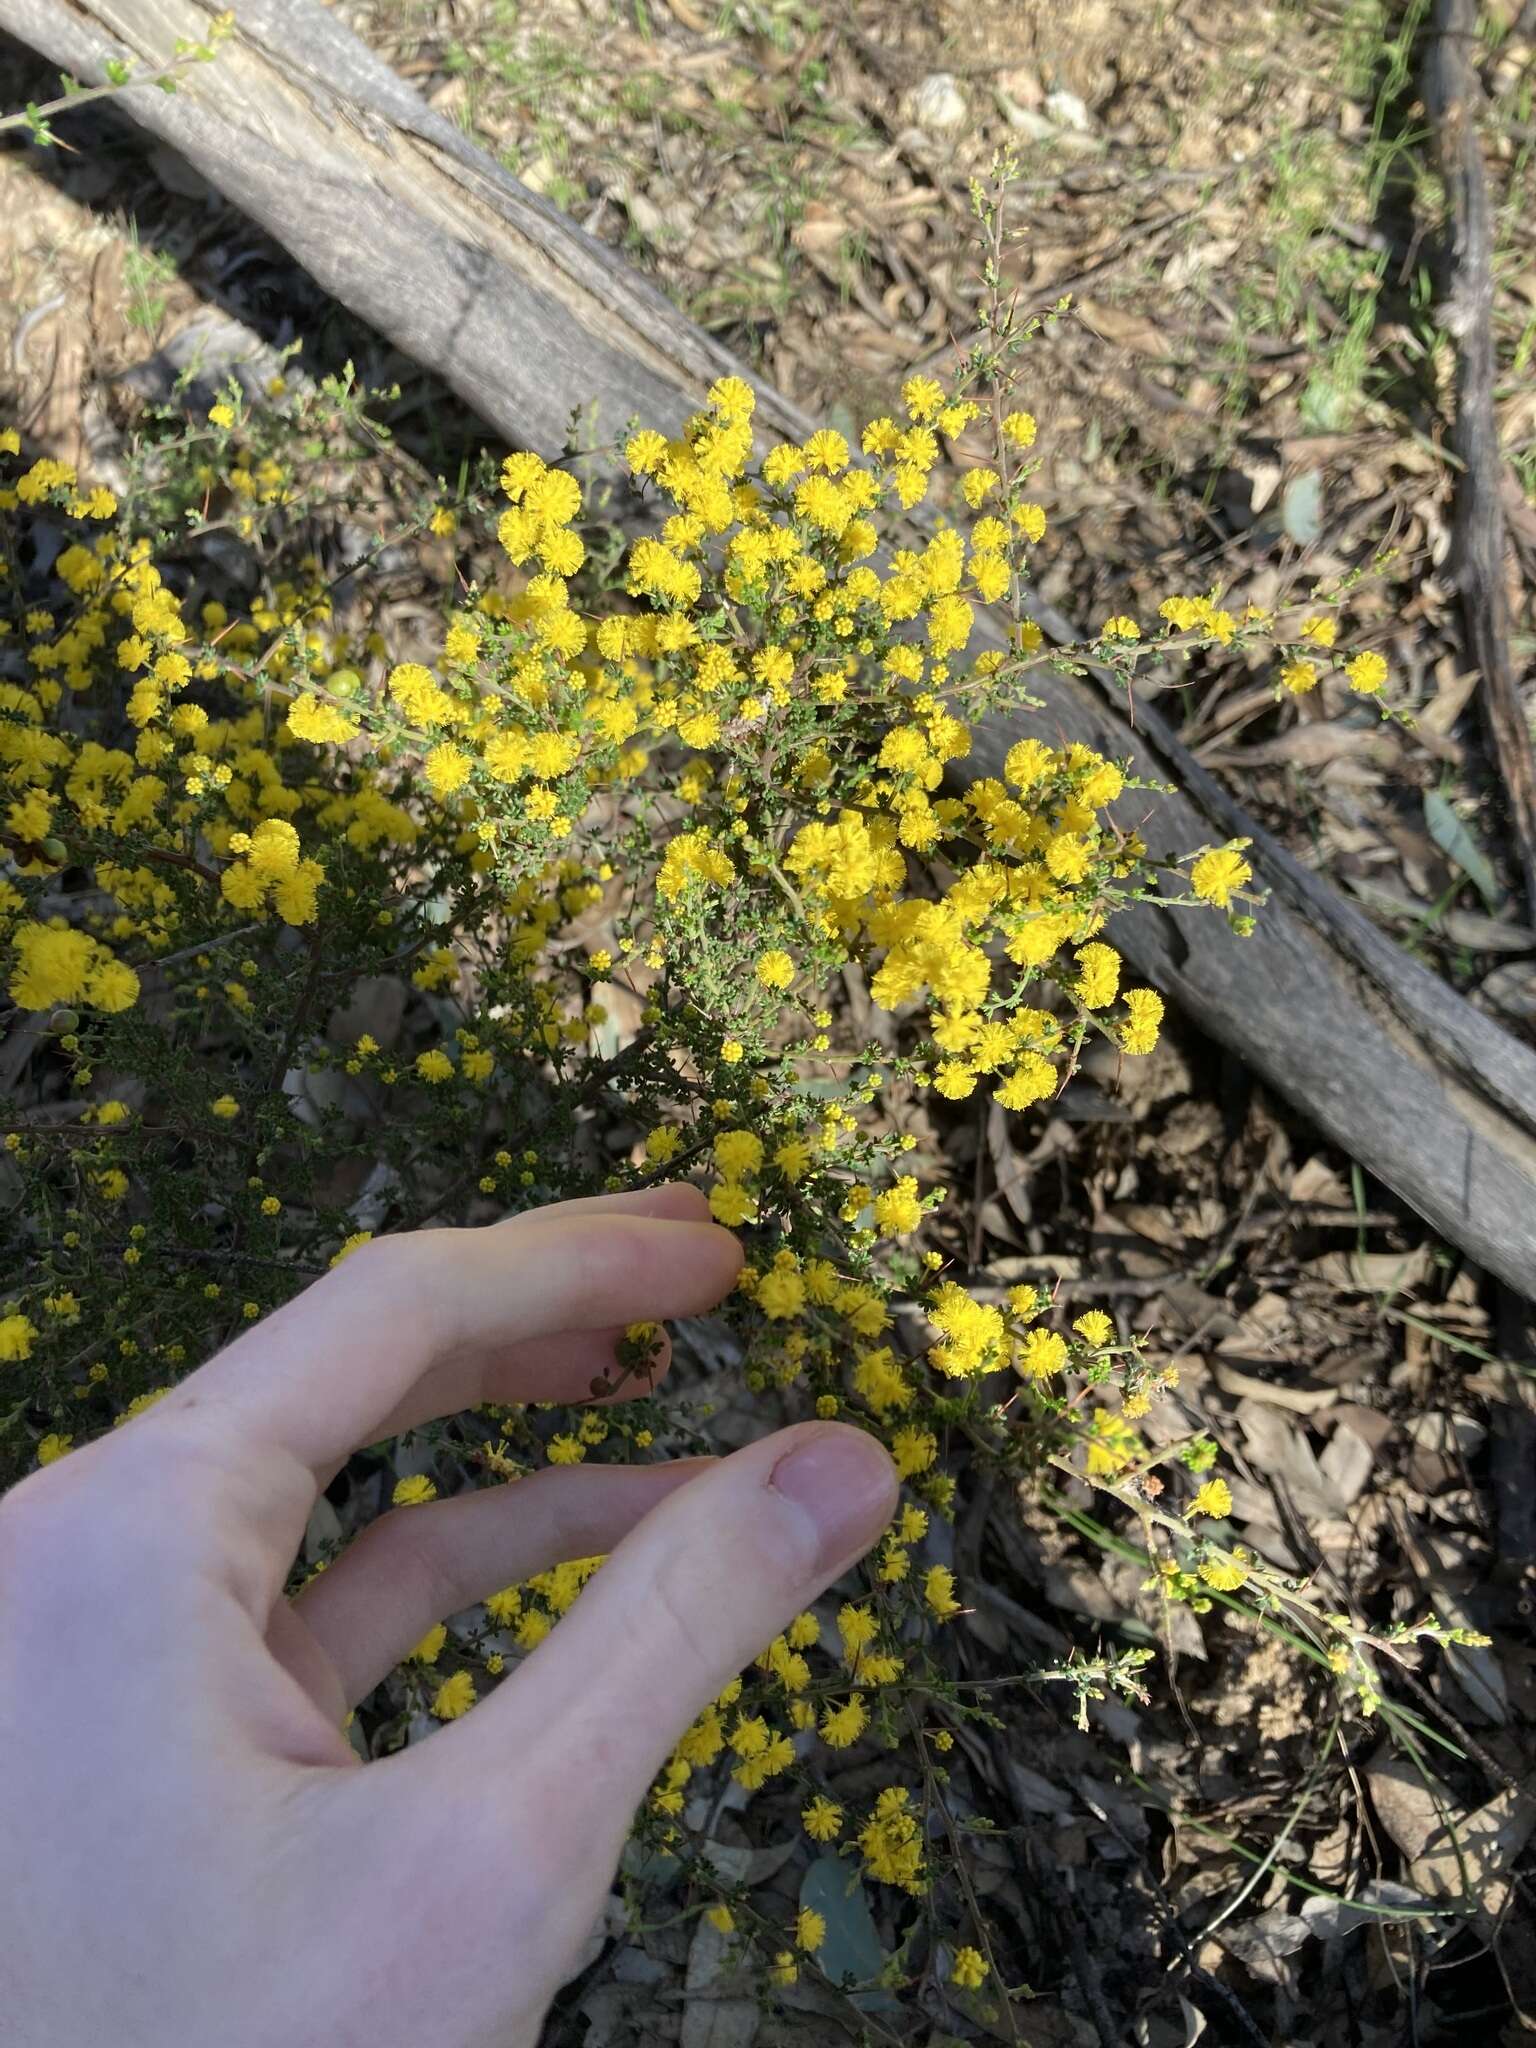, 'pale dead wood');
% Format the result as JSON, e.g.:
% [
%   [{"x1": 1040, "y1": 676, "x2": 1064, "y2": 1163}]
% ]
[
  {"x1": 1423, "y1": 0, "x2": 1536, "y2": 919},
  {"x1": 5, "y1": 0, "x2": 1536, "y2": 1297}
]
